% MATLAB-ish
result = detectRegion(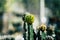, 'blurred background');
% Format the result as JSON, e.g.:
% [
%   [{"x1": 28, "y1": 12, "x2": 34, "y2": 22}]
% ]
[
  {"x1": 0, "y1": 0, "x2": 60, "y2": 40},
  {"x1": 0, "y1": 0, "x2": 40, "y2": 33}
]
